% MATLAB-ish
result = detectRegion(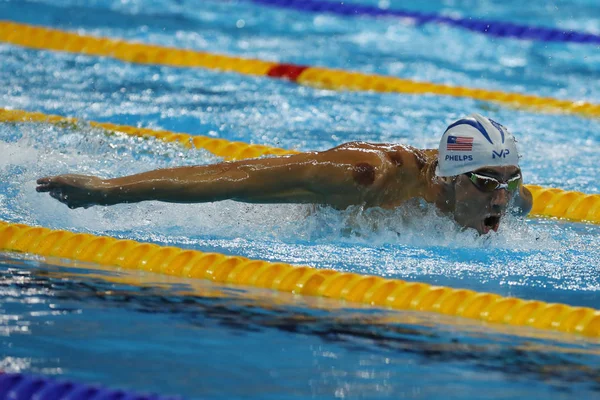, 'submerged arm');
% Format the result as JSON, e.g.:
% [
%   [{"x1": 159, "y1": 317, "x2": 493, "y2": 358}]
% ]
[
  {"x1": 513, "y1": 184, "x2": 533, "y2": 216},
  {"x1": 36, "y1": 144, "x2": 392, "y2": 209}
]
